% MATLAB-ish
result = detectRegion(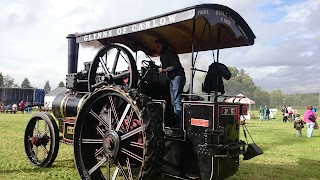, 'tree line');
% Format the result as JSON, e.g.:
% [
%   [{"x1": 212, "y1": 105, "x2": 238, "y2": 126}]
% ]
[
  {"x1": 0, "y1": 72, "x2": 65, "y2": 93},
  {"x1": 223, "y1": 67, "x2": 319, "y2": 108}
]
